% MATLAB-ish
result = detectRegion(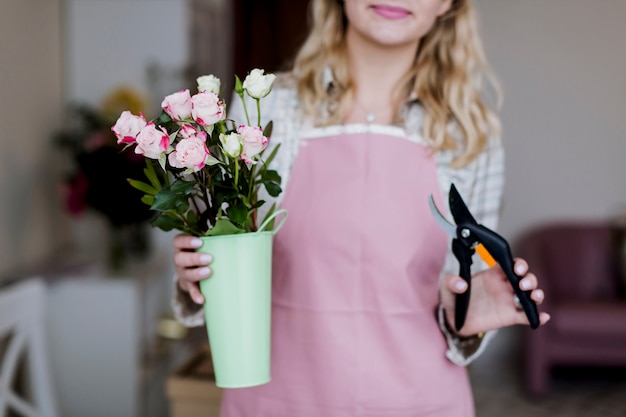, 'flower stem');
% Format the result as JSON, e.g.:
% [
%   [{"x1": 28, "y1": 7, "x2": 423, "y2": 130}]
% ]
[
  {"x1": 240, "y1": 96, "x2": 251, "y2": 126},
  {"x1": 256, "y1": 99, "x2": 261, "y2": 127},
  {"x1": 200, "y1": 168, "x2": 215, "y2": 226}
]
